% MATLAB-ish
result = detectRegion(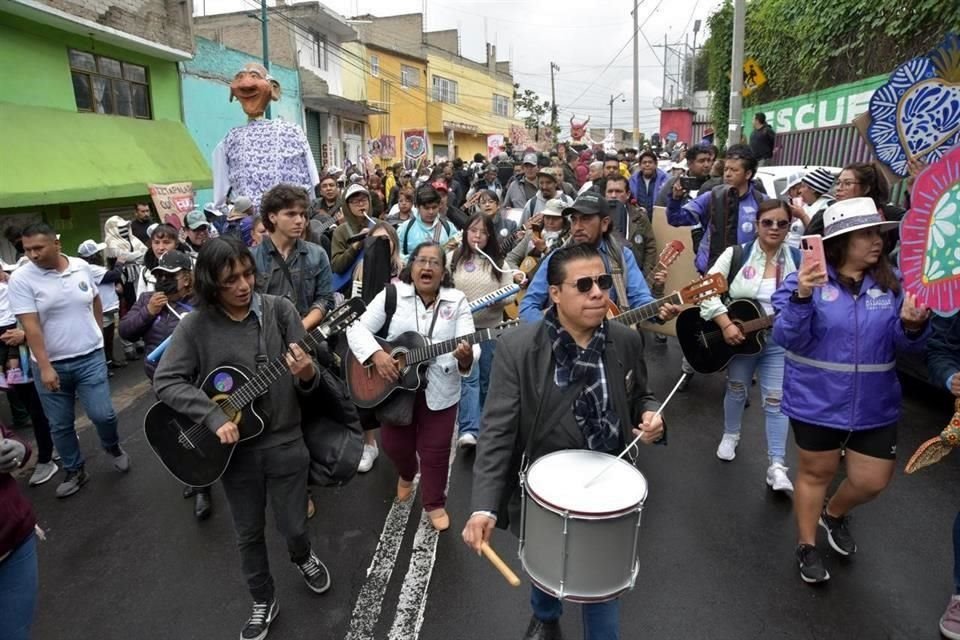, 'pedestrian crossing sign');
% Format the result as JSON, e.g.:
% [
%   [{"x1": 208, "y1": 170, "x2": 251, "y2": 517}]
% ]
[{"x1": 742, "y1": 58, "x2": 767, "y2": 97}]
